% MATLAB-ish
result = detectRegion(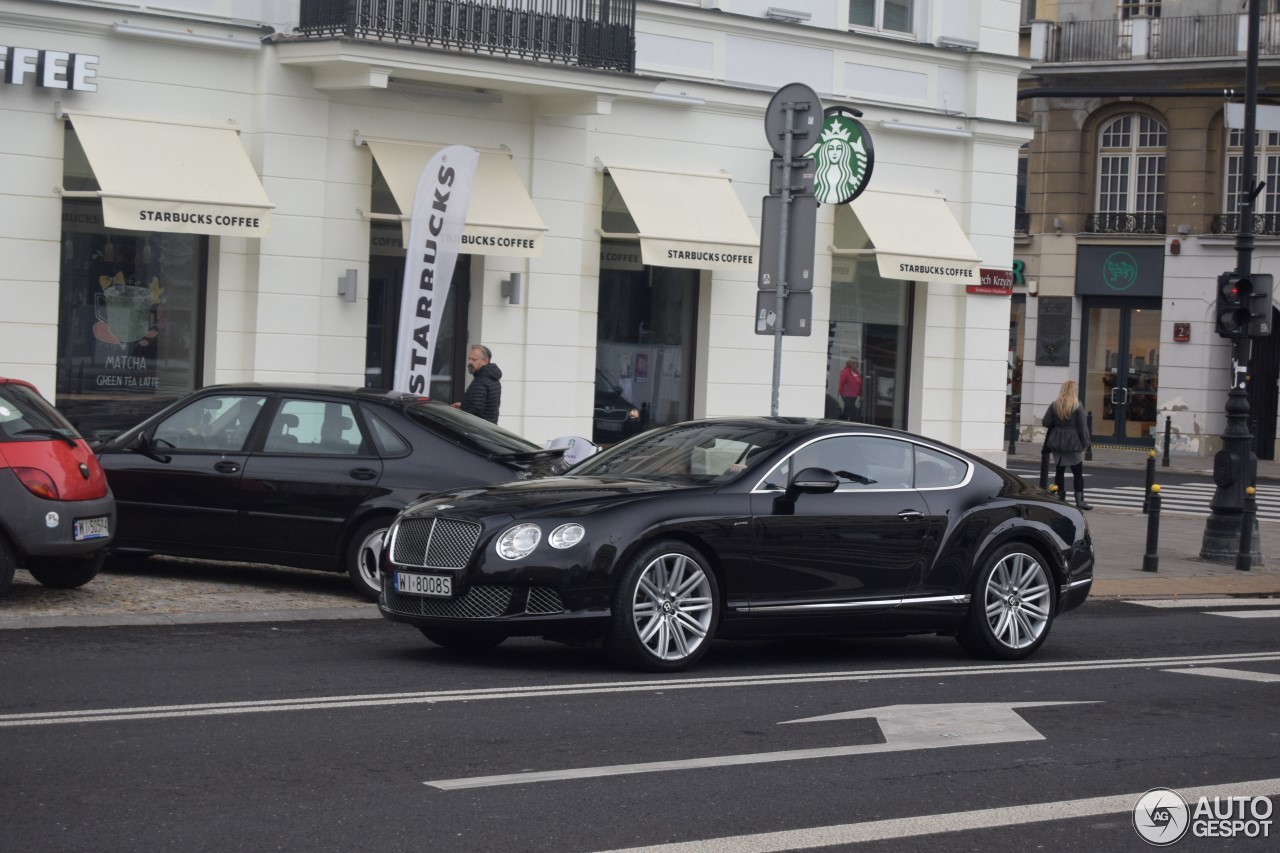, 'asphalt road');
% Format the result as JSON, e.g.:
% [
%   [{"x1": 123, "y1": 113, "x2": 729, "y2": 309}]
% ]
[{"x1": 2, "y1": 600, "x2": 1278, "y2": 852}]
